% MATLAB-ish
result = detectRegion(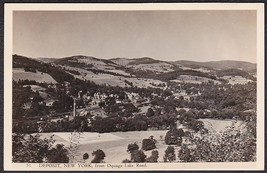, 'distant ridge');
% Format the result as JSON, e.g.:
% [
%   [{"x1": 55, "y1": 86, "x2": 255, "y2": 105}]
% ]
[
  {"x1": 173, "y1": 60, "x2": 256, "y2": 72},
  {"x1": 16, "y1": 54, "x2": 256, "y2": 73}
]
